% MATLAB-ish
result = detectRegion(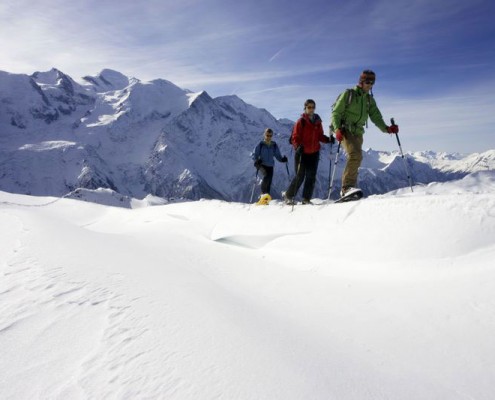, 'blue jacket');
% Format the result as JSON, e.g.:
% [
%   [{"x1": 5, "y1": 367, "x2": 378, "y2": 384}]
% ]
[{"x1": 251, "y1": 141, "x2": 283, "y2": 167}]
